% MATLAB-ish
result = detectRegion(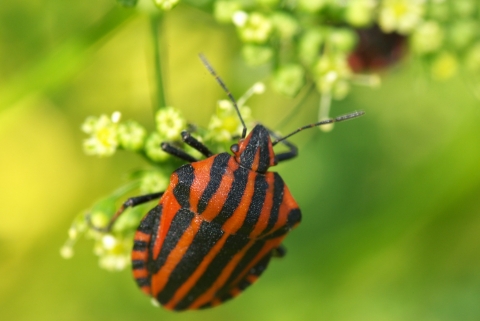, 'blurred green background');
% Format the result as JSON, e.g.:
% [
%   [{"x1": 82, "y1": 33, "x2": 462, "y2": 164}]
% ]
[{"x1": 1, "y1": 2, "x2": 480, "y2": 321}]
